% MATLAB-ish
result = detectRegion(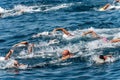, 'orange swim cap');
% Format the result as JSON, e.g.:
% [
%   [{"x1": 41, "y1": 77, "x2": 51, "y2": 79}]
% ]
[{"x1": 62, "y1": 50, "x2": 70, "y2": 56}]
